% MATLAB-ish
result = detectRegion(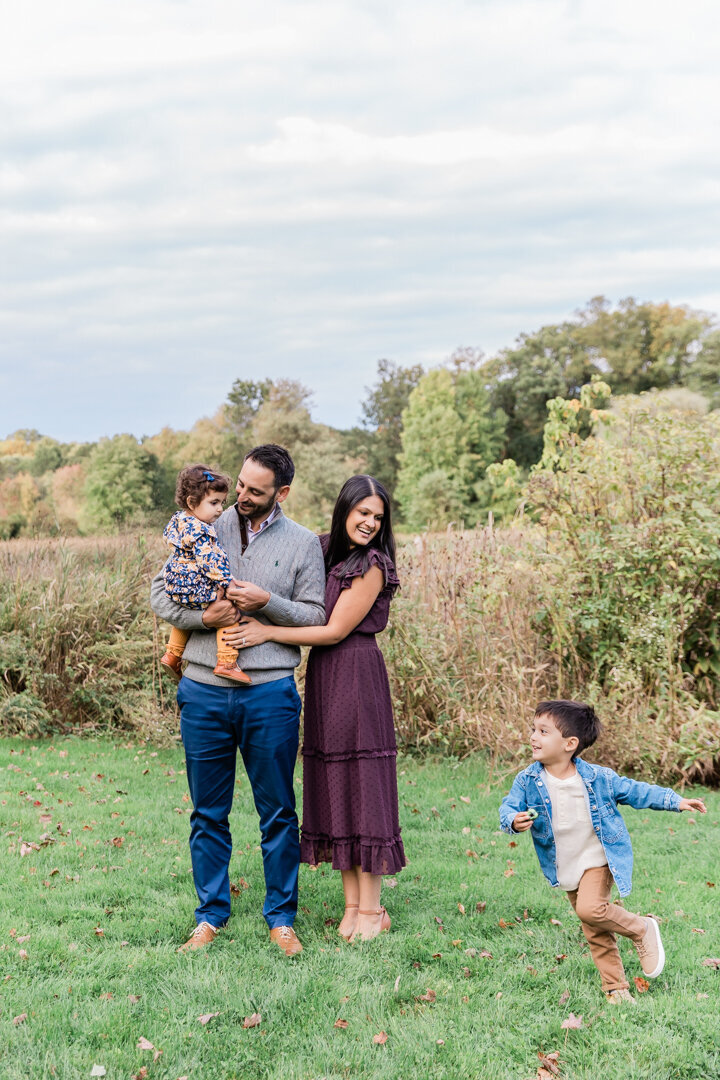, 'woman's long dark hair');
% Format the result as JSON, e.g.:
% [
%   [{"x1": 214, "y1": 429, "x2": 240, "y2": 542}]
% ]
[{"x1": 324, "y1": 475, "x2": 396, "y2": 576}]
